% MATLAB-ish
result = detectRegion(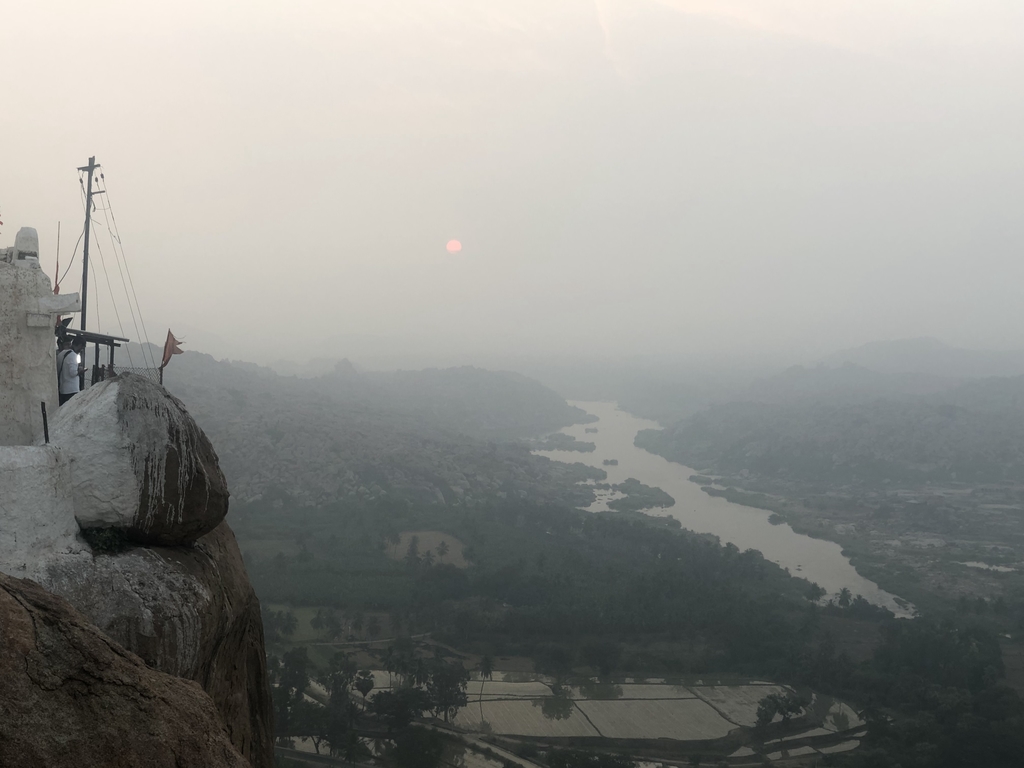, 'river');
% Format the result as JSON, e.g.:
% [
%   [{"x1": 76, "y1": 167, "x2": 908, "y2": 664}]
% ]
[{"x1": 535, "y1": 401, "x2": 909, "y2": 616}]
